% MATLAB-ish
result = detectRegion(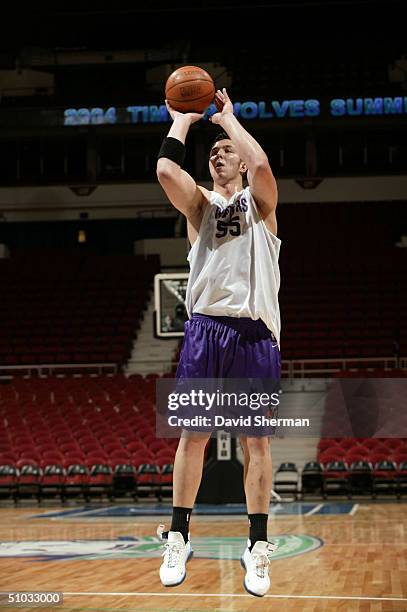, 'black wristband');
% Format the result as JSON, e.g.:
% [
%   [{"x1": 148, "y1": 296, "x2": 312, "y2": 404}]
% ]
[{"x1": 157, "y1": 136, "x2": 186, "y2": 167}]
